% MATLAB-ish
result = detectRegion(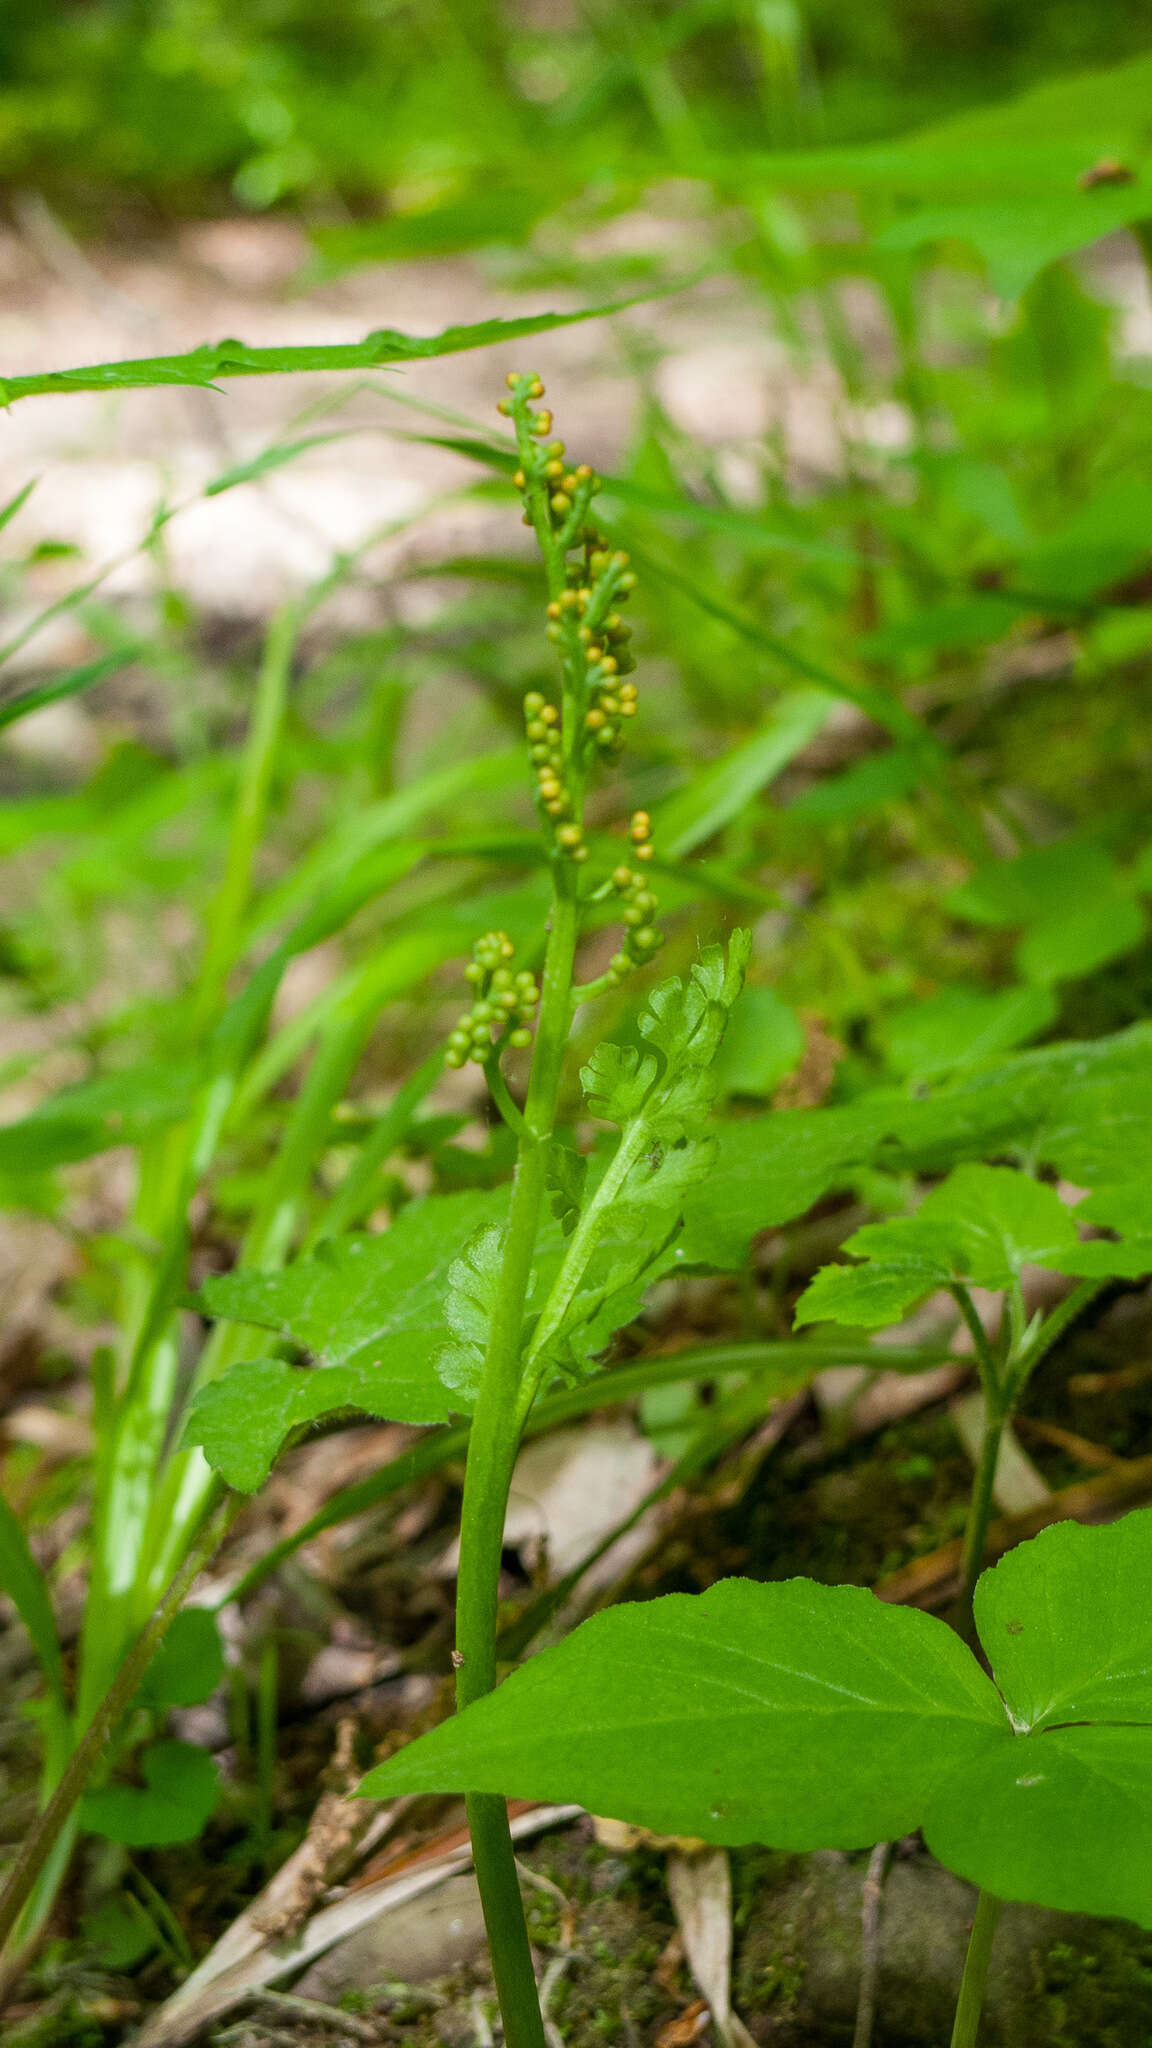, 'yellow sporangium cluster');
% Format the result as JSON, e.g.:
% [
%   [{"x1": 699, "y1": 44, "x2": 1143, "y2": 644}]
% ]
[
  {"x1": 496, "y1": 371, "x2": 663, "y2": 970},
  {"x1": 446, "y1": 930, "x2": 541, "y2": 1069}
]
